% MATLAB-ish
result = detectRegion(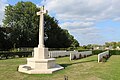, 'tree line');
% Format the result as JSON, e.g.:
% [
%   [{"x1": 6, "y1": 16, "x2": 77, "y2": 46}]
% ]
[
  {"x1": 80, "y1": 42, "x2": 120, "y2": 50},
  {"x1": 0, "y1": 1, "x2": 79, "y2": 51}
]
